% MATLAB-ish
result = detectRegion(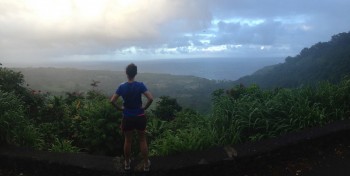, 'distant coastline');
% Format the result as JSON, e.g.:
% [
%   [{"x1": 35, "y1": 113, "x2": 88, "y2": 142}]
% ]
[{"x1": 6, "y1": 57, "x2": 284, "y2": 81}]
